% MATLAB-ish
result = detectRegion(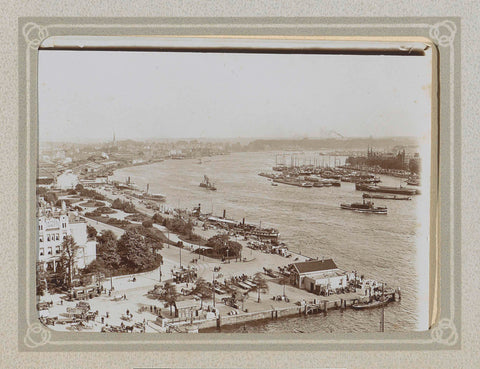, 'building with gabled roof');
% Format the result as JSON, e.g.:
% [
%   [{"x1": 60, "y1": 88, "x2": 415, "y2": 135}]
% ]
[{"x1": 291, "y1": 258, "x2": 348, "y2": 294}]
